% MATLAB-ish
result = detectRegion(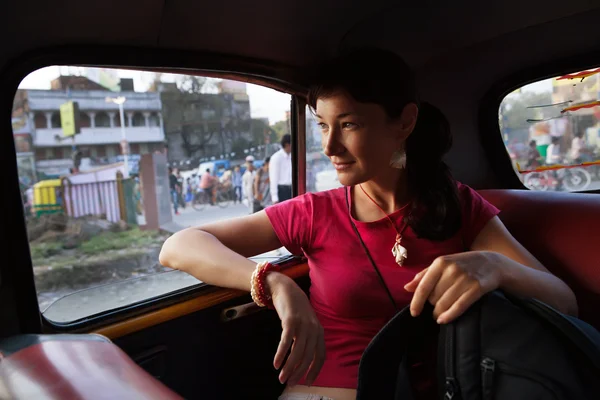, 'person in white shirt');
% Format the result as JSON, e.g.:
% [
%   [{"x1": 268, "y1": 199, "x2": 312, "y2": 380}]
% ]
[
  {"x1": 242, "y1": 155, "x2": 256, "y2": 213},
  {"x1": 569, "y1": 131, "x2": 585, "y2": 163},
  {"x1": 546, "y1": 136, "x2": 562, "y2": 165},
  {"x1": 269, "y1": 134, "x2": 292, "y2": 203}
]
